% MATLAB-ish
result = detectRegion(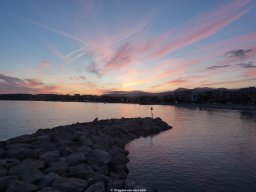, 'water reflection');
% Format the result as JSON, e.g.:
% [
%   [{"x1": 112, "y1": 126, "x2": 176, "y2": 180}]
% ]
[{"x1": 126, "y1": 106, "x2": 256, "y2": 192}]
